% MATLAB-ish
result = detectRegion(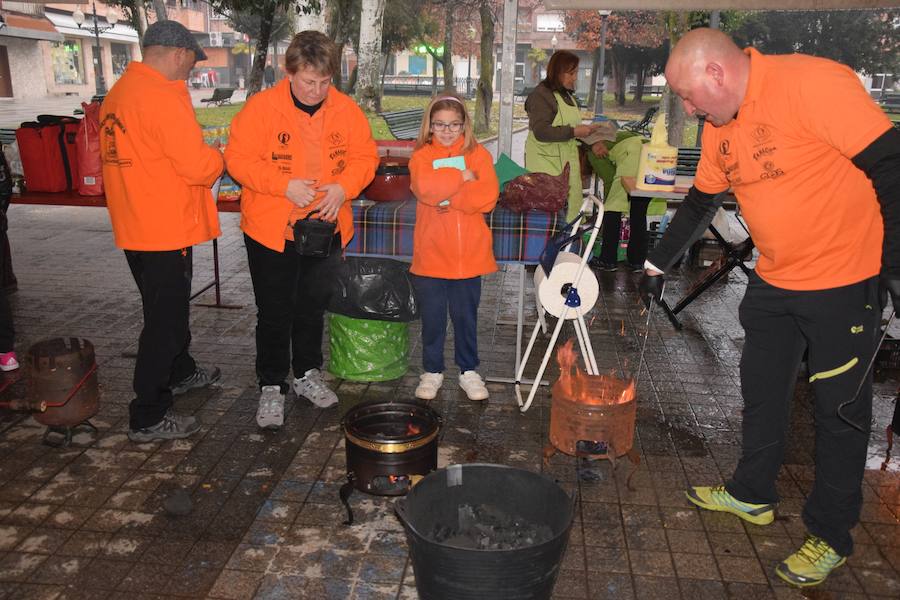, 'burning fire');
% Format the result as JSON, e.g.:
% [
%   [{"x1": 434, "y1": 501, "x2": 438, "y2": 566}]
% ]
[
  {"x1": 406, "y1": 423, "x2": 421, "y2": 436},
  {"x1": 556, "y1": 340, "x2": 635, "y2": 405}
]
